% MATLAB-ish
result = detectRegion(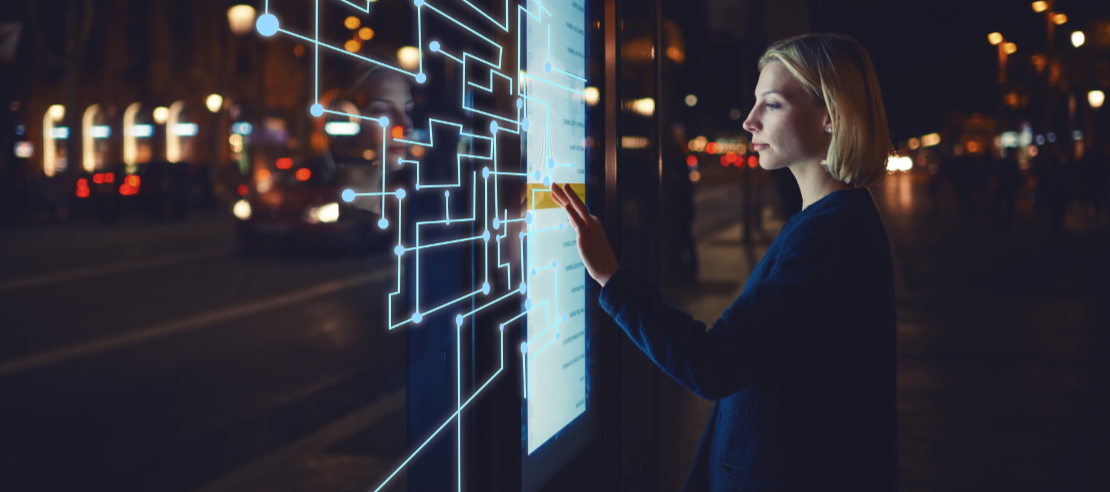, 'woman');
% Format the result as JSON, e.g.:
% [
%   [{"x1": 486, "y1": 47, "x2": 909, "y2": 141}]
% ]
[{"x1": 552, "y1": 33, "x2": 897, "y2": 491}]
